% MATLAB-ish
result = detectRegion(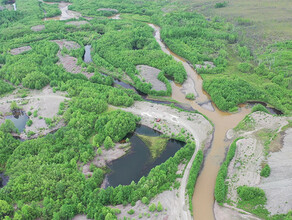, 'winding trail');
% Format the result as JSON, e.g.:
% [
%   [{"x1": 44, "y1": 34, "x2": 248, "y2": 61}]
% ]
[{"x1": 149, "y1": 24, "x2": 251, "y2": 220}]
